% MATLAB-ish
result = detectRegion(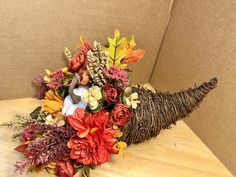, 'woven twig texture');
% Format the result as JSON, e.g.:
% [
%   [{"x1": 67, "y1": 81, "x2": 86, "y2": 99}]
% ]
[{"x1": 121, "y1": 78, "x2": 218, "y2": 145}]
